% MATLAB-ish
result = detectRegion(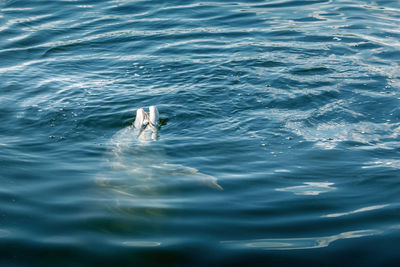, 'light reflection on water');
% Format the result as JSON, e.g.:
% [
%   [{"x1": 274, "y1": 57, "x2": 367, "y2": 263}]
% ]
[
  {"x1": 362, "y1": 159, "x2": 400, "y2": 169},
  {"x1": 122, "y1": 241, "x2": 162, "y2": 247},
  {"x1": 221, "y1": 229, "x2": 381, "y2": 250},
  {"x1": 322, "y1": 204, "x2": 389, "y2": 218},
  {"x1": 286, "y1": 121, "x2": 400, "y2": 150},
  {"x1": 276, "y1": 182, "x2": 336, "y2": 195}
]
